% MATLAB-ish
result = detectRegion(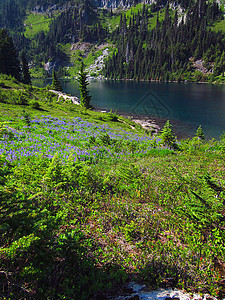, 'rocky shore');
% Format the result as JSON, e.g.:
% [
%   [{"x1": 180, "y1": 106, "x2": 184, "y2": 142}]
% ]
[
  {"x1": 49, "y1": 90, "x2": 80, "y2": 105},
  {"x1": 106, "y1": 282, "x2": 219, "y2": 300},
  {"x1": 49, "y1": 91, "x2": 162, "y2": 134},
  {"x1": 131, "y1": 117, "x2": 161, "y2": 134},
  {"x1": 48, "y1": 91, "x2": 192, "y2": 139}
]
